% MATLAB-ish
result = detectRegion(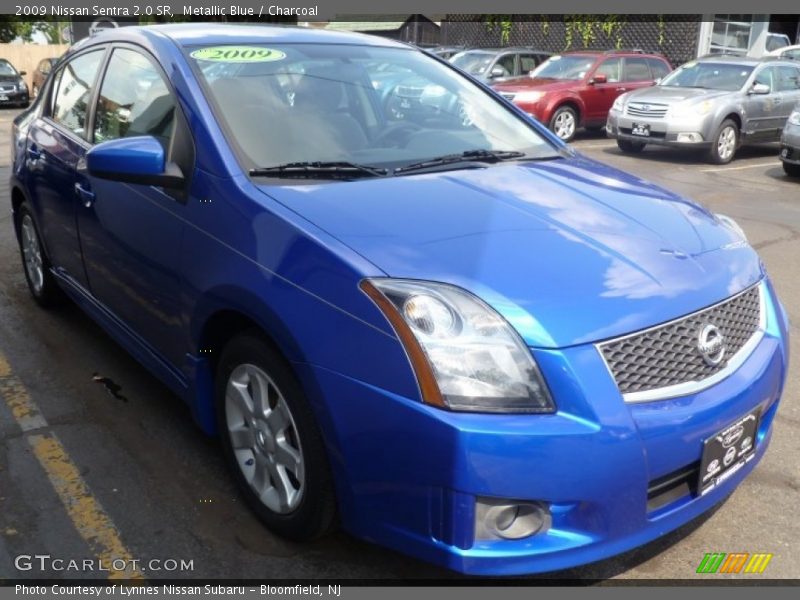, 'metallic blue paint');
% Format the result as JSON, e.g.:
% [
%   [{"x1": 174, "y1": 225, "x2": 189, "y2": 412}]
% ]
[
  {"x1": 10, "y1": 24, "x2": 789, "y2": 575},
  {"x1": 86, "y1": 136, "x2": 166, "y2": 178}
]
